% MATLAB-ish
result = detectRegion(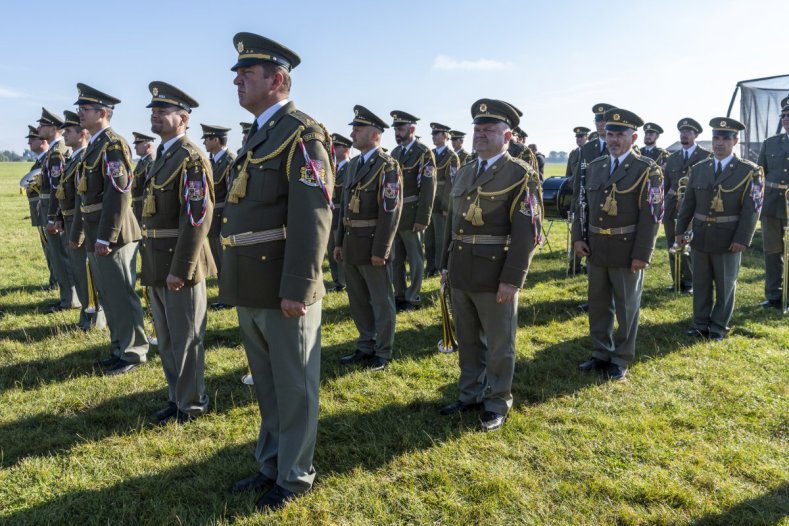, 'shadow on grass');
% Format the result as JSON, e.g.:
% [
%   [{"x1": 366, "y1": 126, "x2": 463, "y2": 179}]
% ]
[
  {"x1": 0, "y1": 342, "x2": 110, "y2": 391},
  {"x1": 687, "y1": 482, "x2": 788, "y2": 526}
]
